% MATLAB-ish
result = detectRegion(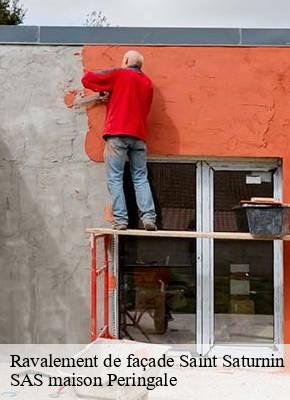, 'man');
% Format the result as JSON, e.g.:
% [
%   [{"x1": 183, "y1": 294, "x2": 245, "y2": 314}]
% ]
[{"x1": 81, "y1": 50, "x2": 157, "y2": 230}]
